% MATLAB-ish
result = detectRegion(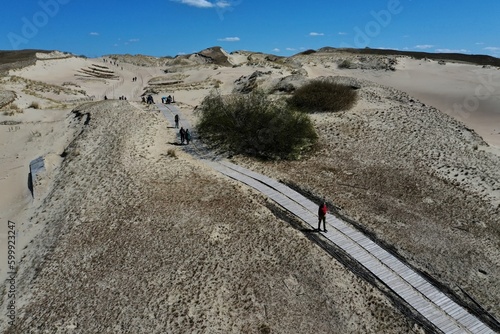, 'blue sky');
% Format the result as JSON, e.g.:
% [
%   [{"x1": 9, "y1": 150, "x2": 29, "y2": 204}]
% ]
[{"x1": 1, "y1": 0, "x2": 499, "y2": 58}]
